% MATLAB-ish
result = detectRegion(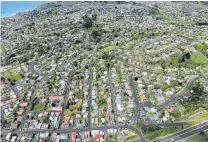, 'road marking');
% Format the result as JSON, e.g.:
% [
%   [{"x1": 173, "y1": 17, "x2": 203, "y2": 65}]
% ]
[{"x1": 162, "y1": 123, "x2": 208, "y2": 142}]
